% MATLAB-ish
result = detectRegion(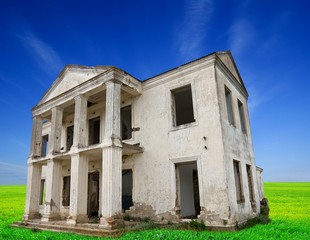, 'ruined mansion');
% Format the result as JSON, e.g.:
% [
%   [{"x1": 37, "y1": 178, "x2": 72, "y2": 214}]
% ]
[{"x1": 22, "y1": 51, "x2": 264, "y2": 230}]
